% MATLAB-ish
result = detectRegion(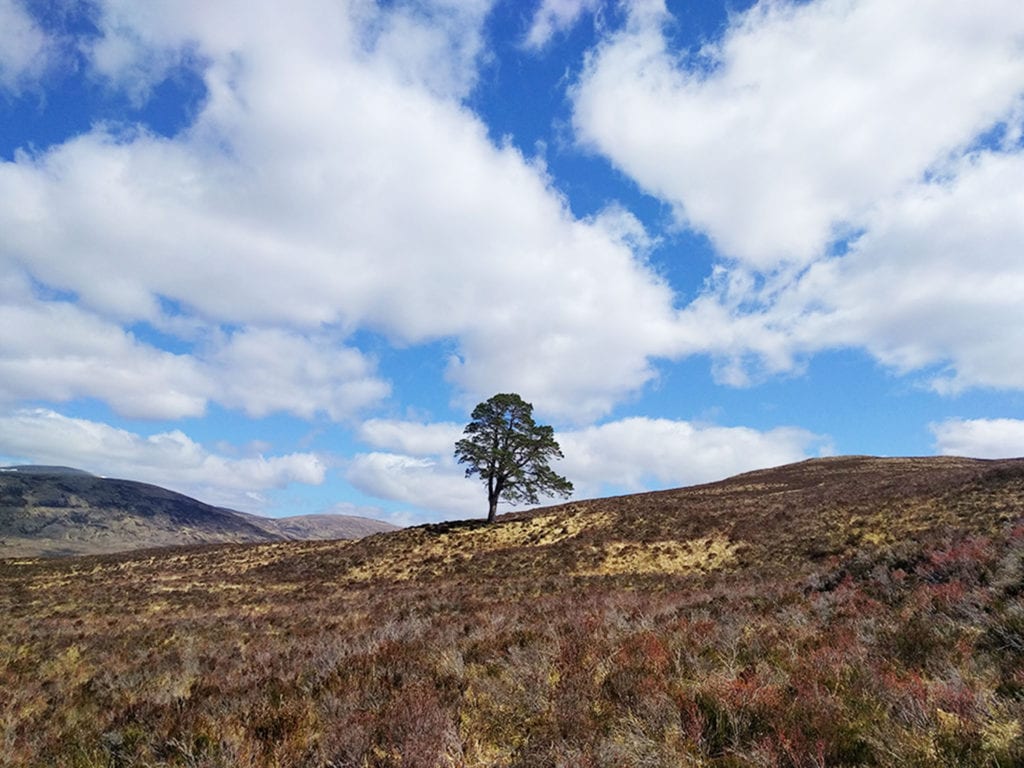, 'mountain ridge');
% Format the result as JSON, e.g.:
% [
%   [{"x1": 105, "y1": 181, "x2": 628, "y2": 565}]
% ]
[{"x1": 0, "y1": 466, "x2": 398, "y2": 557}]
